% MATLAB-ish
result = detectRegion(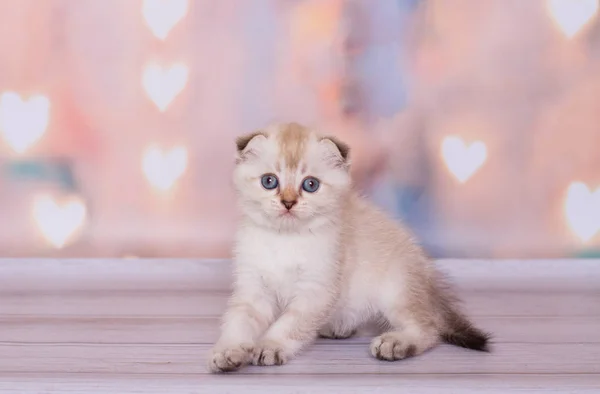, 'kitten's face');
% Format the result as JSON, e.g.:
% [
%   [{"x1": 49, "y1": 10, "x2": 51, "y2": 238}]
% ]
[{"x1": 233, "y1": 123, "x2": 351, "y2": 232}]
